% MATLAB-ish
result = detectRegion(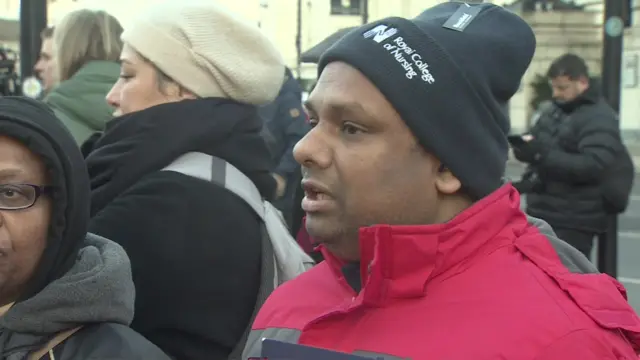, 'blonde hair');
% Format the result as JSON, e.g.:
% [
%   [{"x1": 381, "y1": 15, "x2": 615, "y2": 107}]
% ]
[{"x1": 53, "y1": 9, "x2": 123, "y2": 82}]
